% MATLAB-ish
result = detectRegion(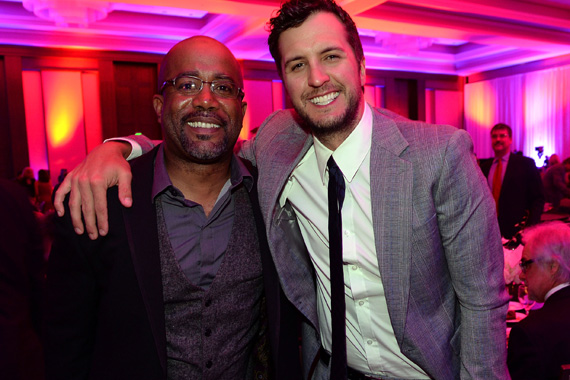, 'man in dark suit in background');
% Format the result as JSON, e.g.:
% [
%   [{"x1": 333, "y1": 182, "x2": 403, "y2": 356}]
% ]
[
  {"x1": 507, "y1": 221, "x2": 570, "y2": 379},
  {"x1": 479, "y1": 123, "x2": 544, "y2": 239}
]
